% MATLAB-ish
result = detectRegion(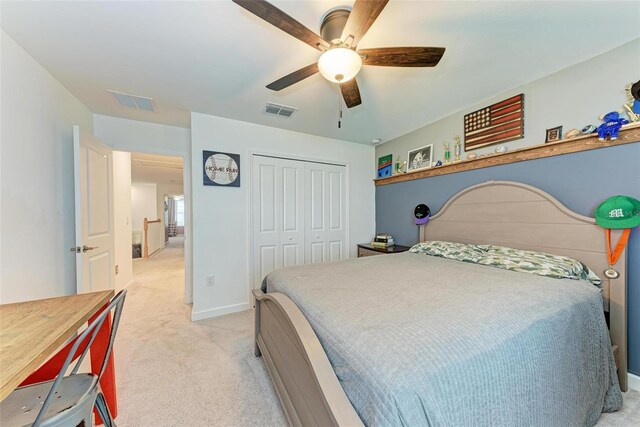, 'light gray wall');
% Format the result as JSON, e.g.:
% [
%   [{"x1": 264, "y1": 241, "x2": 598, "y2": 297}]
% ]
[
  {"x1": 376, "y1": 39, "x2": 639, "y2": 165},
  {"x1": 113, "y1": 151, "x2": 133, "y2": 292},
  {"x1": 0, "y1": 31, "x2": 94, "y2": 303},
  {"x1": 190, "y1": 112, "x2": 376, "y2": 321},
  {"x1": 94, "y1": 114, "x2": 191, "y2": 156},
  {"x1": 374, "y1": 39, "x2": 640, "y2": 376}
]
